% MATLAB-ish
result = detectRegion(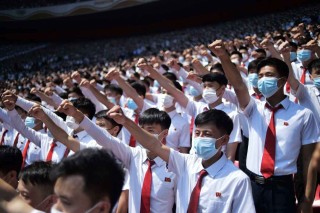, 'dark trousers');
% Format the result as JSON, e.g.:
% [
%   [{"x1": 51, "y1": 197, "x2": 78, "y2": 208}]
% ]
[{"x1": 251, "y1": 176, "x2": 296, "y2": 213}]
